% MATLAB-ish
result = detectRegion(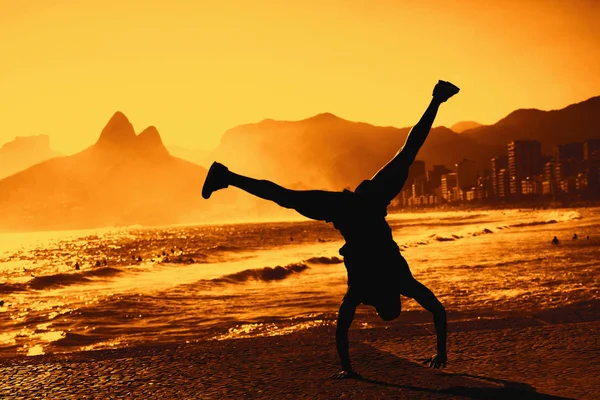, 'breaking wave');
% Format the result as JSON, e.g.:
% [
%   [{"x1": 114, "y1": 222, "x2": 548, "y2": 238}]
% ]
[
  {"x1": 211, "y1": 263, "x2": 309, "y2": 284},
  {"x1": 305, "y1": 256, "x2": 343, "y2": 264},
  {"x1": 11, "y1": 267, "x2": 125, "y2": 292}
]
